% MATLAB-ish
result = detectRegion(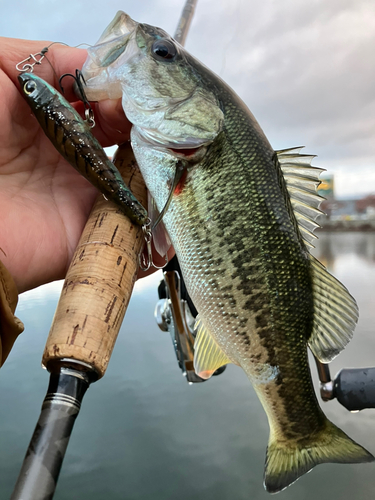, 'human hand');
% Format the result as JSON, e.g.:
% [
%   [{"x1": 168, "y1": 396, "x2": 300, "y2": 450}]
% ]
[{"x1": 0, "y1": 38, "x2": 172, "y2": 294}]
